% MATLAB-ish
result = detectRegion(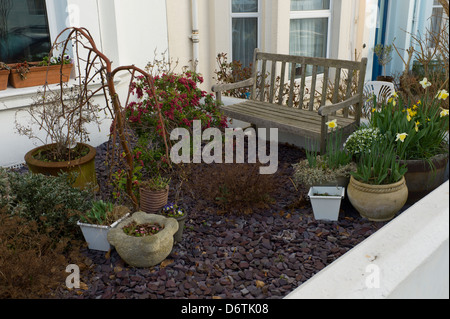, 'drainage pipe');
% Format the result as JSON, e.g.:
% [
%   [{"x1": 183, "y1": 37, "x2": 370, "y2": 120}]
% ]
[{"x1": 191, "y1": 0, "x2": 200, "y2": 72}]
